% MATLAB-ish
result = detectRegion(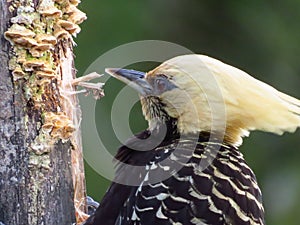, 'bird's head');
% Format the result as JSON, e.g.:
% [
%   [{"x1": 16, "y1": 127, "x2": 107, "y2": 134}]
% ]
[
  {"x1": 106, "y1": 55, "x2": 227, "y2": 143},
  {"x1": 106, "y1": 54, "x2": 300, "y2": 146}
]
